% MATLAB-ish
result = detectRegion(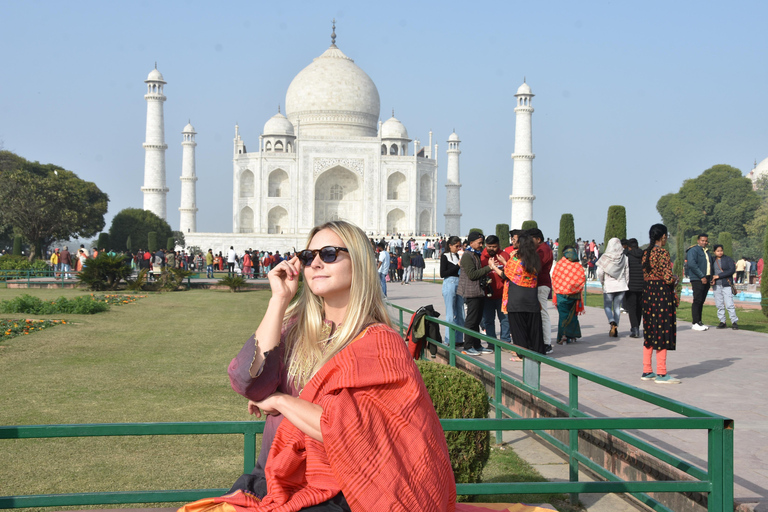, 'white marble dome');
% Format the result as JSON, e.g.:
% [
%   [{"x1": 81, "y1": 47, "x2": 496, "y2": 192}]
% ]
[
  {"x1": 748, "y1": 157, "x2": 768, "y2": 184},
  {"x1": 448, "y1": 131, "x2": 460, "y2": 142},
  {"x1": 182, "y1": 122, "x2": 196, "y2": 133},
  {"x1": 285, "y1": 45, "x2": 380, "y2": 138},
  {"x1": 381, "y1": 116, "x2": 408, "y2": 139},
  {"x1": 146, "y1": 68, "x2": 166, "y2": 83},
  {"x1": 263, "y1": 112, "x2": 295, "y2": 136},
  {"x1": 516, "y1": 82, "x2": 532, "y2": 95}
]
